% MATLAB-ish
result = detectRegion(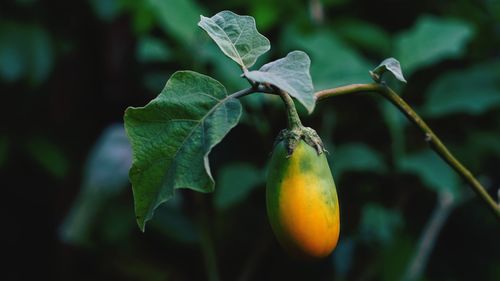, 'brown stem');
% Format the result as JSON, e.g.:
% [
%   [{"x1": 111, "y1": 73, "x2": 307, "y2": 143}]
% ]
[{"x1": 315, "y1": 83, "x2": 500, "y2": 219}]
